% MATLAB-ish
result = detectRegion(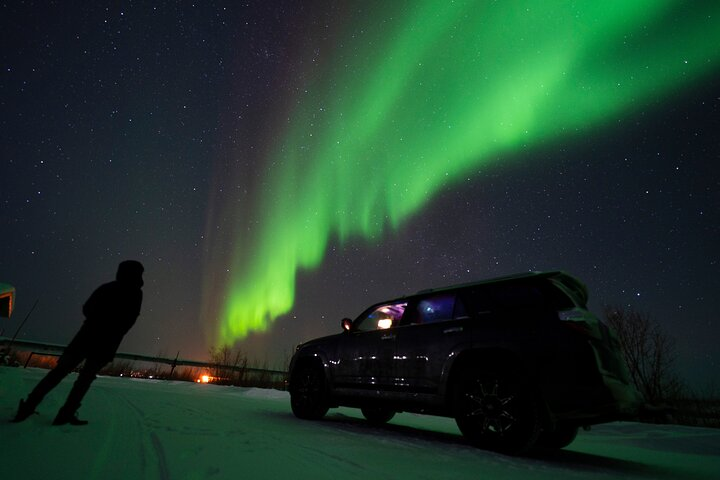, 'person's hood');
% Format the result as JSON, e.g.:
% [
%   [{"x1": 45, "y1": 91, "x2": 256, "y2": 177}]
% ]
[{"x1": 116, "y1": 260, "x2": 144, "y2": 288}]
